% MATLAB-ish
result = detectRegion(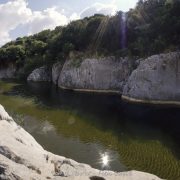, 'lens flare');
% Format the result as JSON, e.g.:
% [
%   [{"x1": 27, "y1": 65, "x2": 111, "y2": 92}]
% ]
[
  {"x1": 90, "y1": 17, "x2": 109, "y2": 51},
  {"x1": 121, "y1": 12, "x2": 127, "y2": 49},
  {"x1": 102, "y1": 154, "x2": 109, "y2": 166}
]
